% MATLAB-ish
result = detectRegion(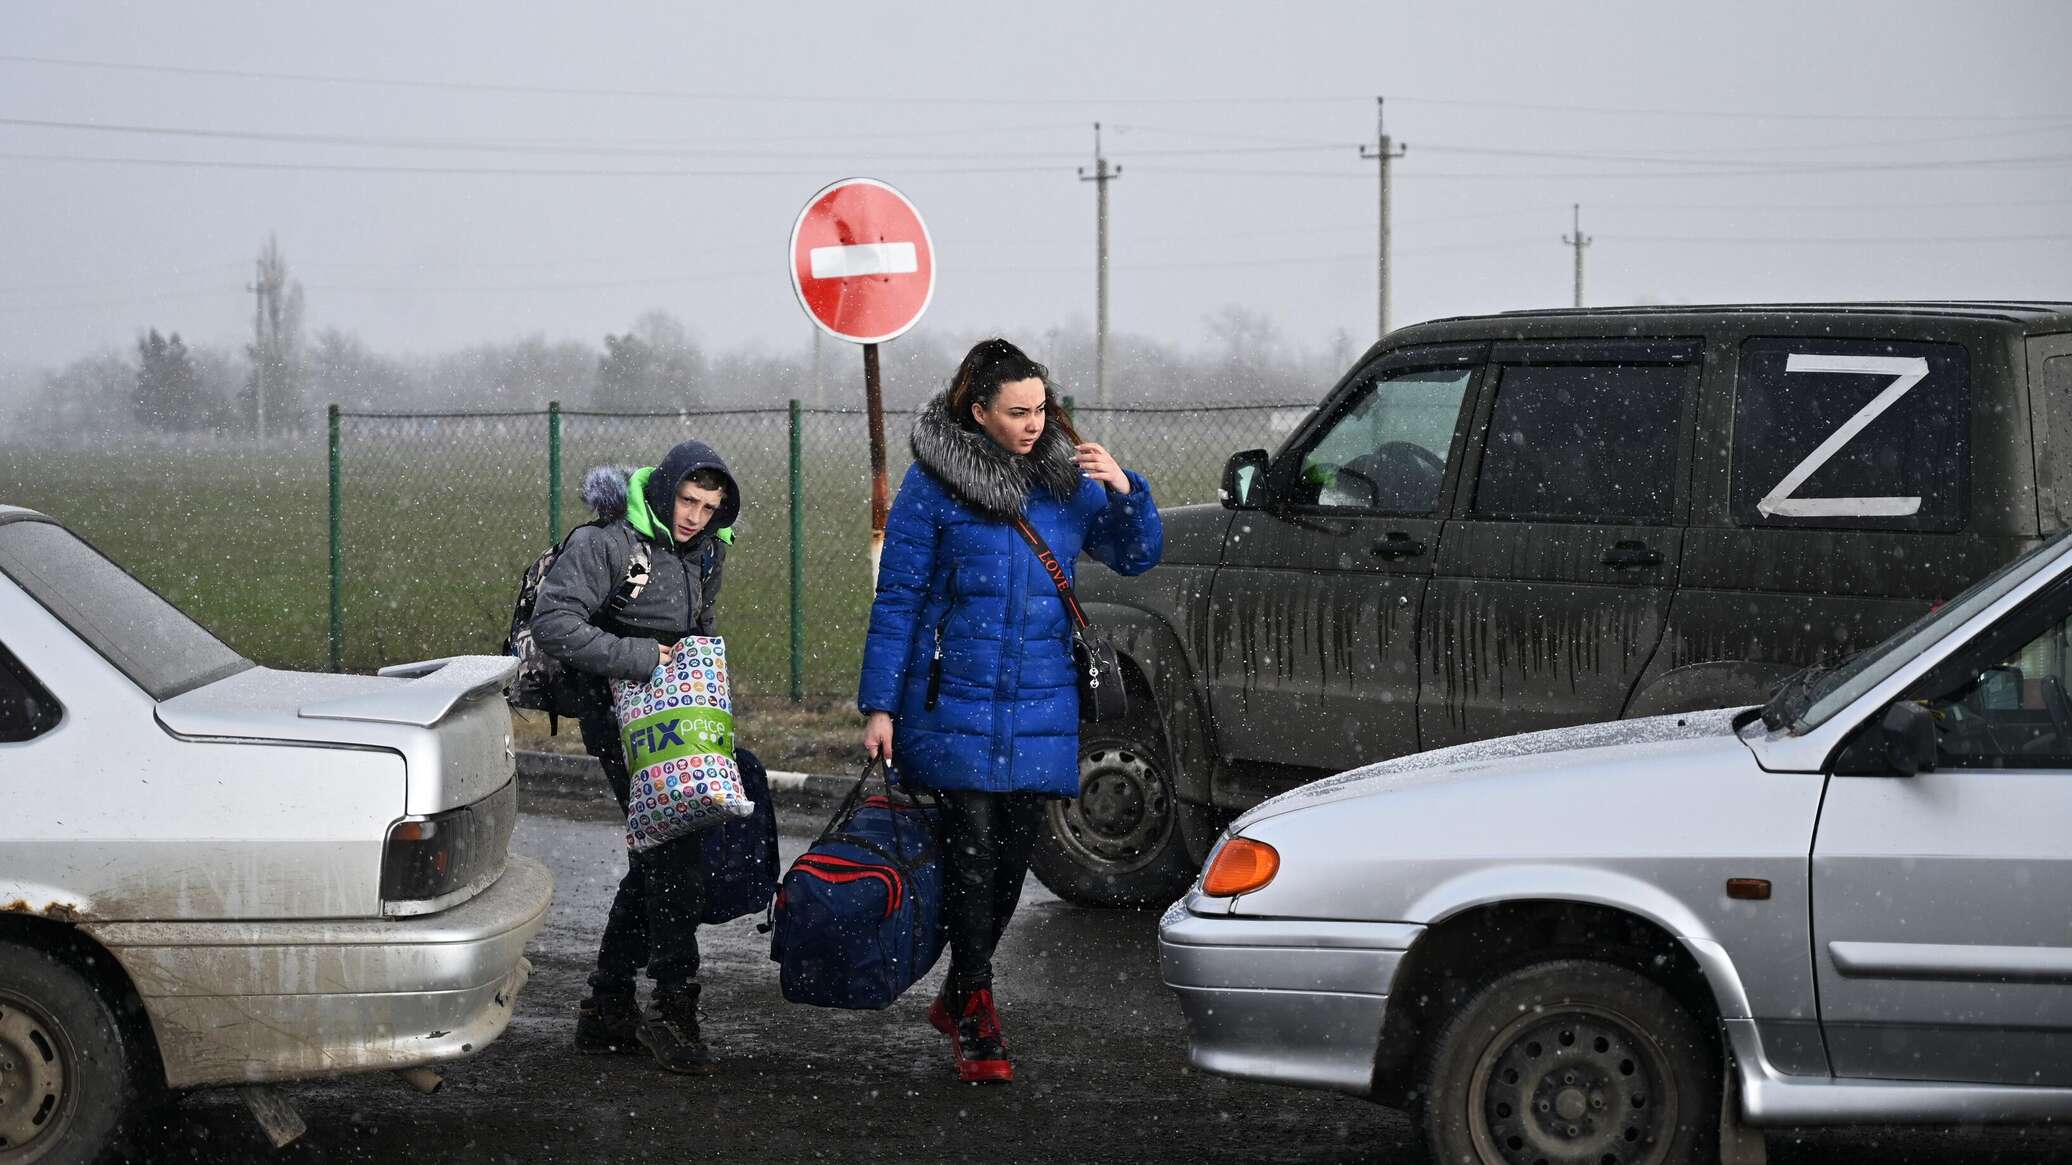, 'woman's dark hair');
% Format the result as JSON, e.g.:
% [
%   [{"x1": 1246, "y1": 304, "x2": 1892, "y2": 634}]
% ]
[{"x1": 946, "y1": 338, "x2": 1081, "y2": 445}]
